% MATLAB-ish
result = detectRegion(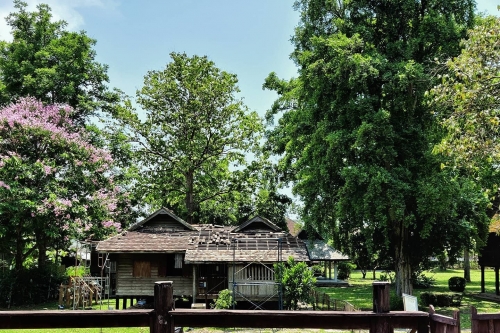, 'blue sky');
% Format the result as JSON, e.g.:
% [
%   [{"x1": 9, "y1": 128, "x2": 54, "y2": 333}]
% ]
[{"x1": 0, "y1": 0, "x2": 497, "y2": 121}]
